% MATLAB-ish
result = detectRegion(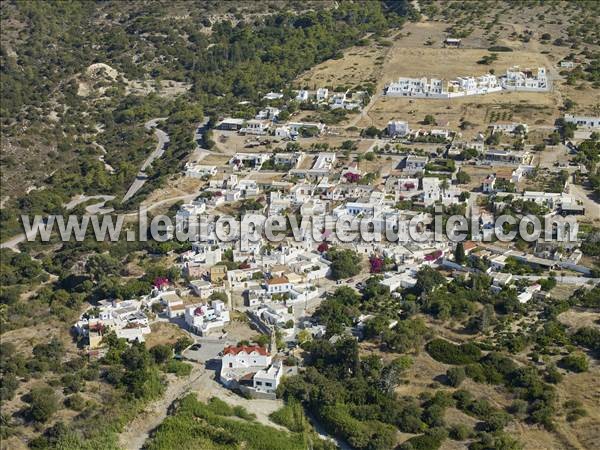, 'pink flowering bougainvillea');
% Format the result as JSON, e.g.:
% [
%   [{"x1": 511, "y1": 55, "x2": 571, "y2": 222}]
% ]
[
  {"x1": 317, "y1": 242, "x2": 329, "y2": 253},
  {"x1": 370, "y1": 256, "x2": 384, "y2": 273},
  {"x1": 153, "y1": 277, "x2": 169, "y2": 289},
  {"x1": 344, "y1": 172, "x2": 361, "y2": 183}
]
